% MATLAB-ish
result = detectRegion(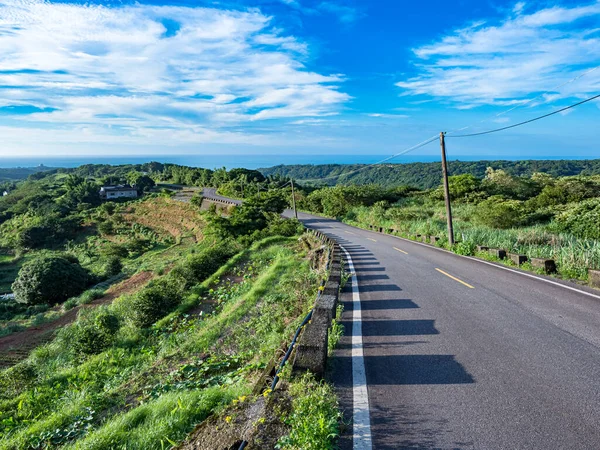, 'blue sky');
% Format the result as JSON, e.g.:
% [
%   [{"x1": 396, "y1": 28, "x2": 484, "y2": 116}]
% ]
[{"x1": 0, "y1": 0, "x2": 599, "y2": 160}]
